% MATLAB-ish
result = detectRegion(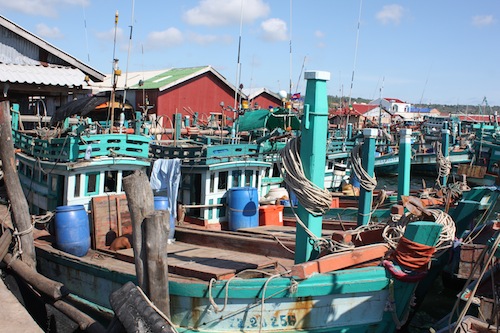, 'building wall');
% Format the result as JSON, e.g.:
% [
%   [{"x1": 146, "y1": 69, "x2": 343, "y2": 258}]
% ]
[{"x1": 155, "y1": 72, "x2": 237, "y2": 123}]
